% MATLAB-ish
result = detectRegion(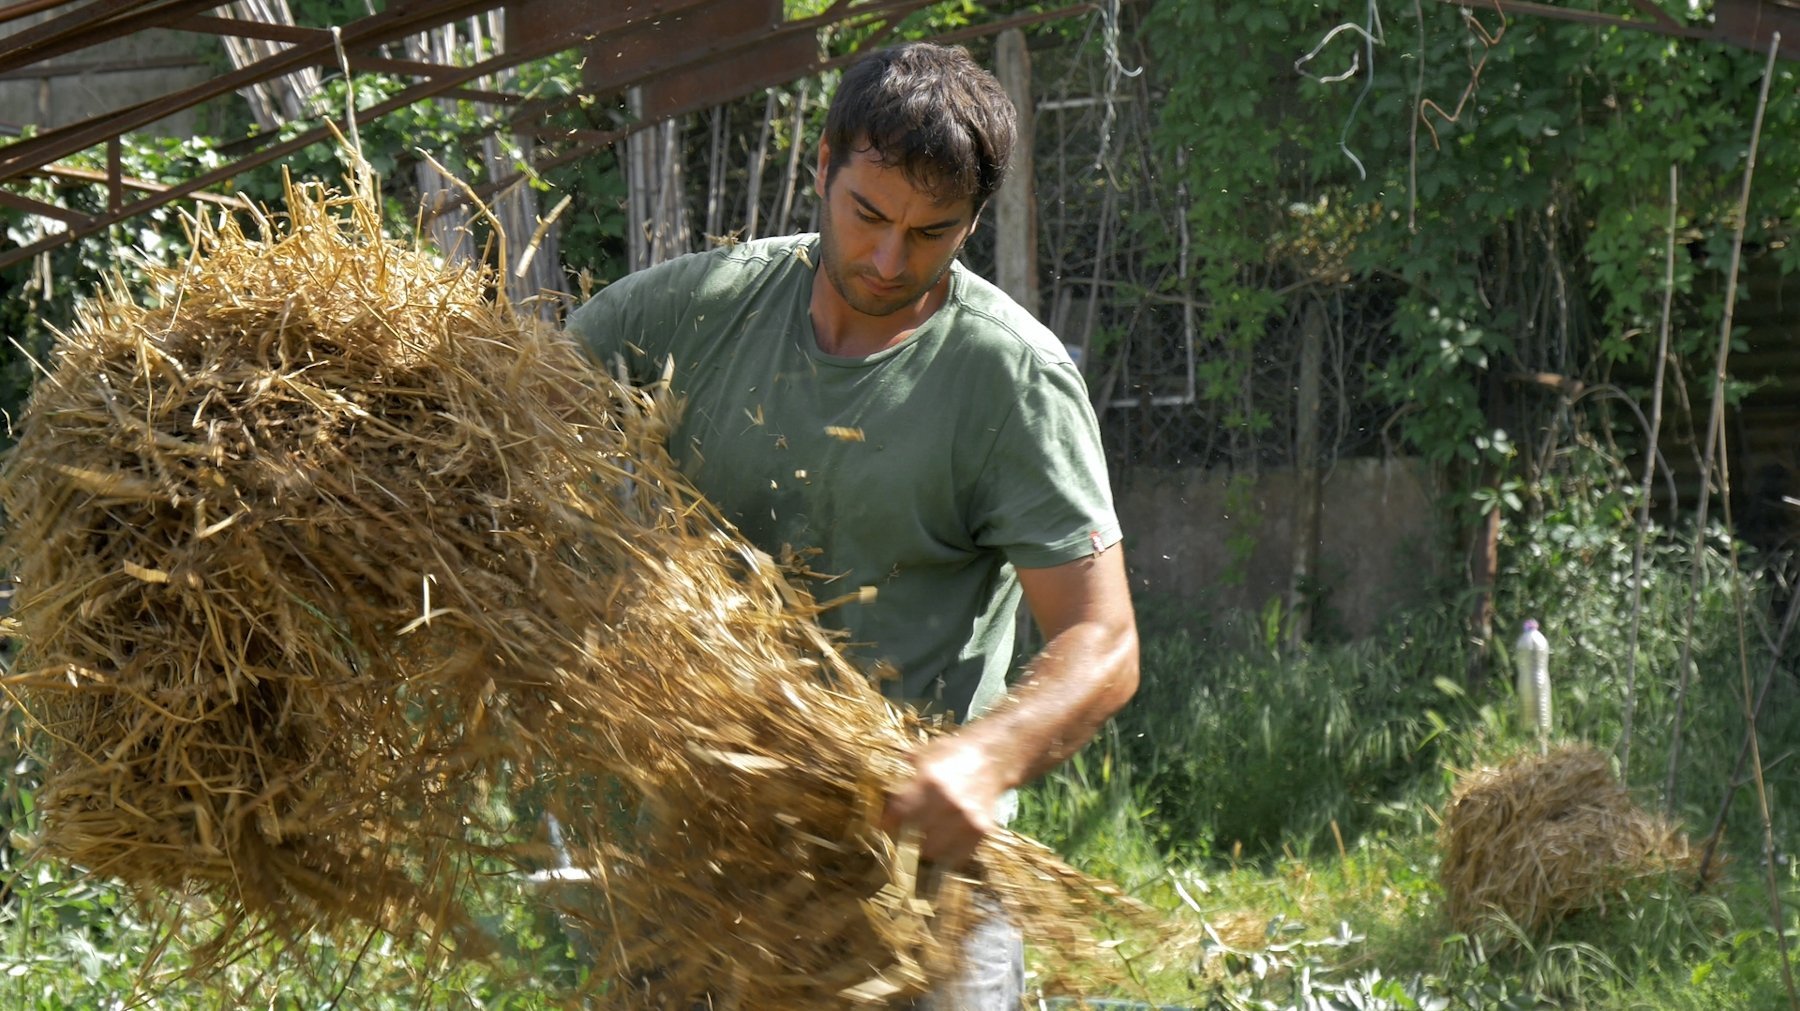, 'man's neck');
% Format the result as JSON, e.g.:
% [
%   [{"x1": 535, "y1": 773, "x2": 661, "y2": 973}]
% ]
[{"x1": 810, "y1": 274, "x2": 950, "y2": 358}]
